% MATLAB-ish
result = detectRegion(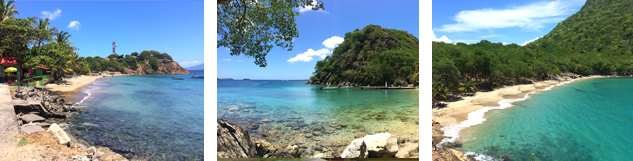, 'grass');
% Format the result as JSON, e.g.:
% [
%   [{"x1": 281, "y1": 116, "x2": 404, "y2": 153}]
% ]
[{"x1": 17, "y1": 138, "x2": 29, "y2": 146}]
